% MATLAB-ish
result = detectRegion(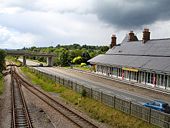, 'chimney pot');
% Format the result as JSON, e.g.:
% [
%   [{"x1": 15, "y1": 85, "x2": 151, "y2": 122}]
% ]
[
  {"x1": 129, "y1": 31, "x2": 138, "y2": 41},
  {"x1": 143, "y1": 28, "x2": 150, "y2": 43},
  {"x1": 112, "y1": 34, "x2": 116, "y2": 37},
  {"x1": 110, "y1": 34, "x2": 116, "y2": 48}
]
